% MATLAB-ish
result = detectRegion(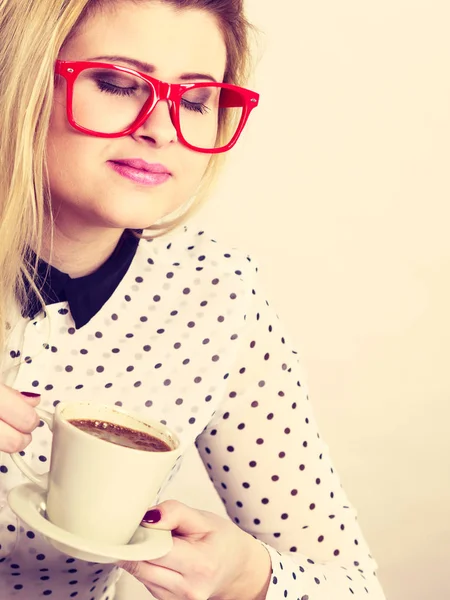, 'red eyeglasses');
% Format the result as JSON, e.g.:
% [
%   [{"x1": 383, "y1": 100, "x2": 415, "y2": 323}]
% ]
[{"x1": 54, "y1": 60, "x2": 260, "y2": 154}]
